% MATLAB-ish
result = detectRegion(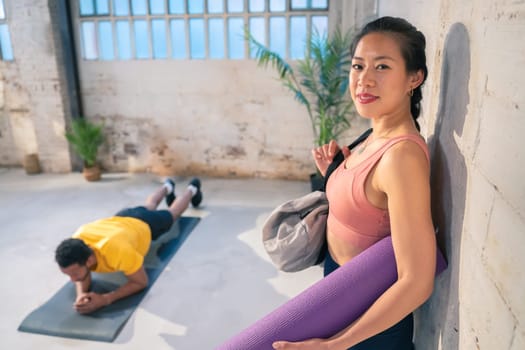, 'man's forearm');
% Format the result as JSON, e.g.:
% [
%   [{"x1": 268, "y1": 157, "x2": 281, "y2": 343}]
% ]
[
  {"x1": 102, "y1": 281, "x2": 146, "y2": 305},
  {"x1": 75, "y1": 273, "x2": 91, "y2": 296}
]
